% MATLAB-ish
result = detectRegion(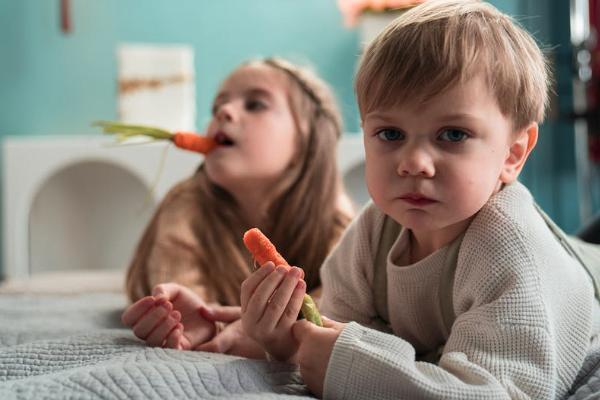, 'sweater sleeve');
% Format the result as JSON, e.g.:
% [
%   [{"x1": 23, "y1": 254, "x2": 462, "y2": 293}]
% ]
[
  {"x1": 322, "y1": 188, "x2": 595, "y2": 399},
  {"x1": 319, "y1": 202, "x2": 390, "y2": 331}
]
